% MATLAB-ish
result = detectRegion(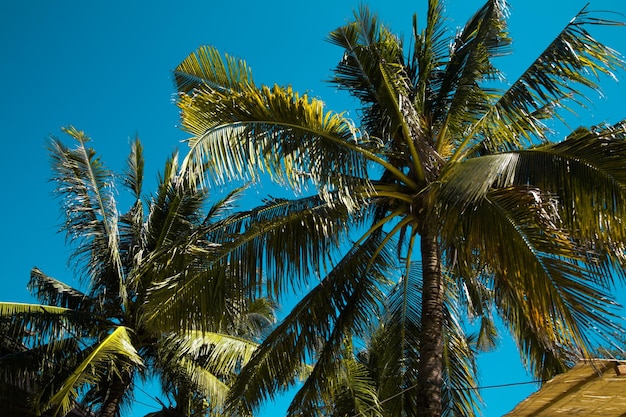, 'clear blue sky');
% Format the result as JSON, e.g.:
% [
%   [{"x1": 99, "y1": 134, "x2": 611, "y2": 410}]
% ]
[{"x1": 1, "y1": 1, "x2": 625, "y2": 416}]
